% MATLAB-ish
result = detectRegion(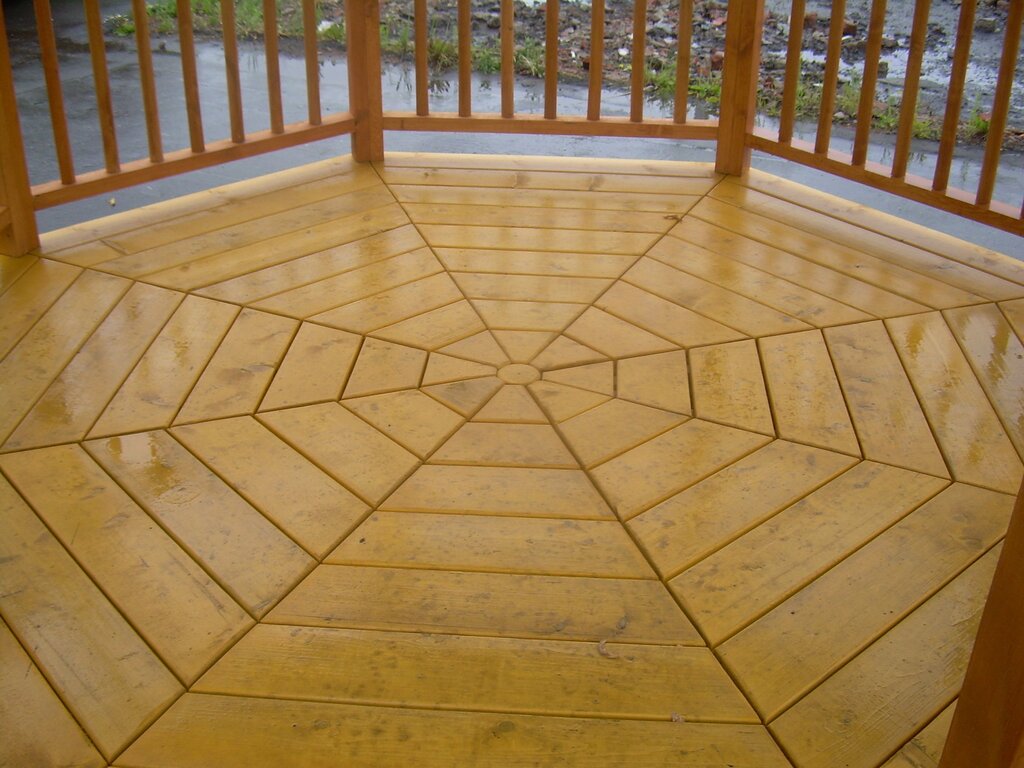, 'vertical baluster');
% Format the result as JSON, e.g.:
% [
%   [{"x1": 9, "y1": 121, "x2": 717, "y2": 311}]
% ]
[
  {"x1": 891, "y1": 0, "x2": 931, "y2": 179},
  {"x1": 976, "y1": 0, "x2": 1022, "y2": 207},
  {"x1": 716, "y1": 0, "x2": 765, "y2": 174},
  {"x1": 851, "y1": 0, "x2": 887, "y2": 166},
  {"x1": 84, "y1": 0, "x2": 119, "y2": 173},
  {"x1": 0, "y1": 3, "x2": 38, "y2": 254},
  {"x1": 458, "y1": 0, "x2": 471, "y2": 116},
  {"x1": 221, "y1": 0, "x2": 245, "y2": 142},
  {"x1": 345, "y1": 0, "x2": 384, "y2": 161},
  {"x1": 415, "y1": 0, "x2": 429, "y2": 116},
  {"x1": 264, "y1": 0, "x2": 284, "y2": 134},
  {"x1": 544, "y1": 0, "x2": 559, "y2": 118},
  {"x1": 778, "y1": 0, "x2": 805, "y2": 143},
  {"x1": 673, "y1": 0, "x2": 692, "y2": 123},
  {"x1": 501, "y1": 0, "x2": 514, "y2": 117},
  {"x1": 302, "y1": 0, "x2": 321, "y2": 125},
  {"x1": 32, "y1": 0, "x2": 74, "y2": 183},
  {"x1": 815, "y1": 0, "x2": 846, "y2": 154},
  {"x1": 630, "y1": 0, "x2": 647, "y2": 122},
  {"x1": 177, "y1": 0, "x2": 205, "y2": 152},
  {"x1": 131, "y1": 0, "x2": 163, "y2": 162},
  {"x1": 587, "y1": 0, "x2": 604, "y2": 120},
  {"x1": 932, "y1": 0, "x2": 975, "y2": 192}
]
